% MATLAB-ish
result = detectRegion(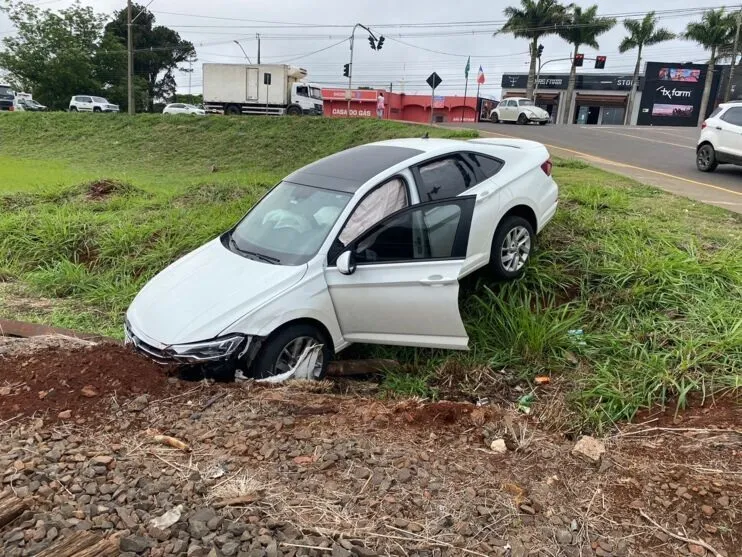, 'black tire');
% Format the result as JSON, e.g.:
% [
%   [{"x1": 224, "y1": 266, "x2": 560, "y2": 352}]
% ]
[
  {"x1": 696, "y1": 144, "x2": 718, "y2": 172},
  {"x1": 225, "y1": 105, "x2": 241, "y2": 116},
  {"x1": 490, "y1": 112, "x2": 500, "y2": 124},
  {"x1": 251, "y1": 323, "x2": 331, "y2": 380},
  {"x1": 539, "y1": 121, "x2": 548, "y2": 126},
  {"x1": 489, "y1": 216, "x2": 535, "y2": 280},
  {"x1": 70, "y1": 107, "x2": 78, "y2": 112},
  {"x1": 286, "y1": 105, "x2": 302, "y2": 116},
  {"x1": 517, "y1": 113, "x2": 529, "y2": 125},
  {"x1": 93, "y1": 107, "x2": 101, "y2": 113}
]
